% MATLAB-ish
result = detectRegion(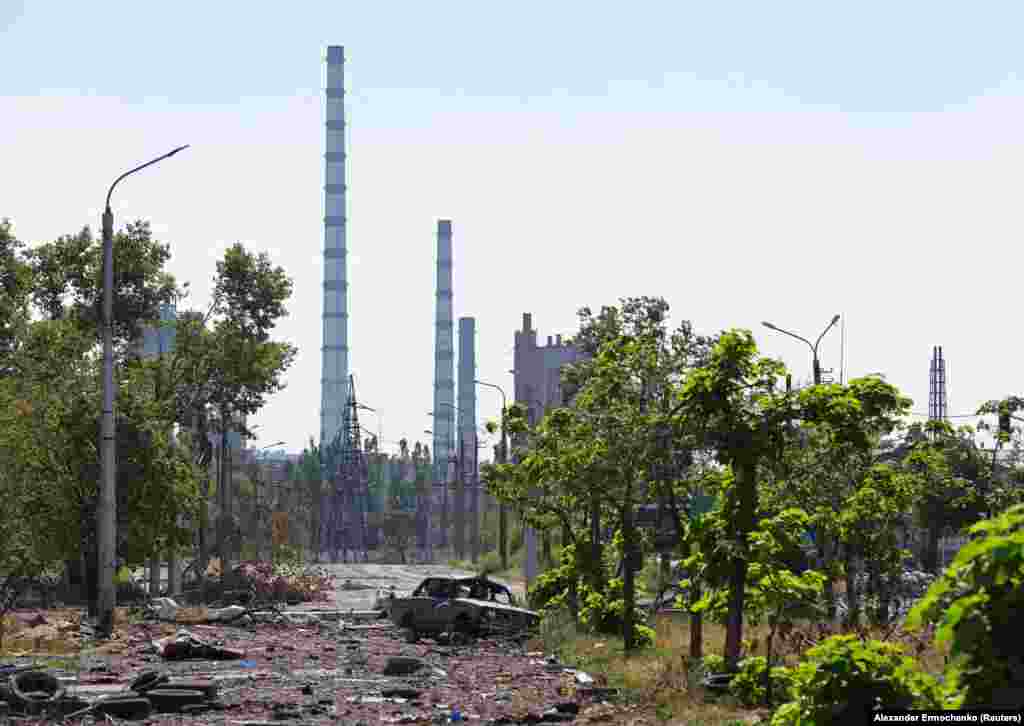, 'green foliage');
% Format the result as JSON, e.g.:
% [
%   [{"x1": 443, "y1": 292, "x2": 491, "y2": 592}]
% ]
[
  {"x1": 906, "y1": 503, "x2": 1024, "y2": 708},
  {"x1": 701, "y1": 654, "x2": 726, "y2": 673},
  {"x1": 728, "y1": 656, "x2": 796, "y2": 707},
  {"x1": 685, "y1": 507, "x2": 824, "y2": 628},
  {"x1": 529, "y1": 544, "x2": 579, "y2": 612},
  {"x1": 578, "y1": 579, "x2": 655, "y2": 648},
  {"x1": 769, "y1": 635, "x2": 944, "y2": 724},
  {"x1": 272, "y1": 543, "x2": 304, "y2": 567}
]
